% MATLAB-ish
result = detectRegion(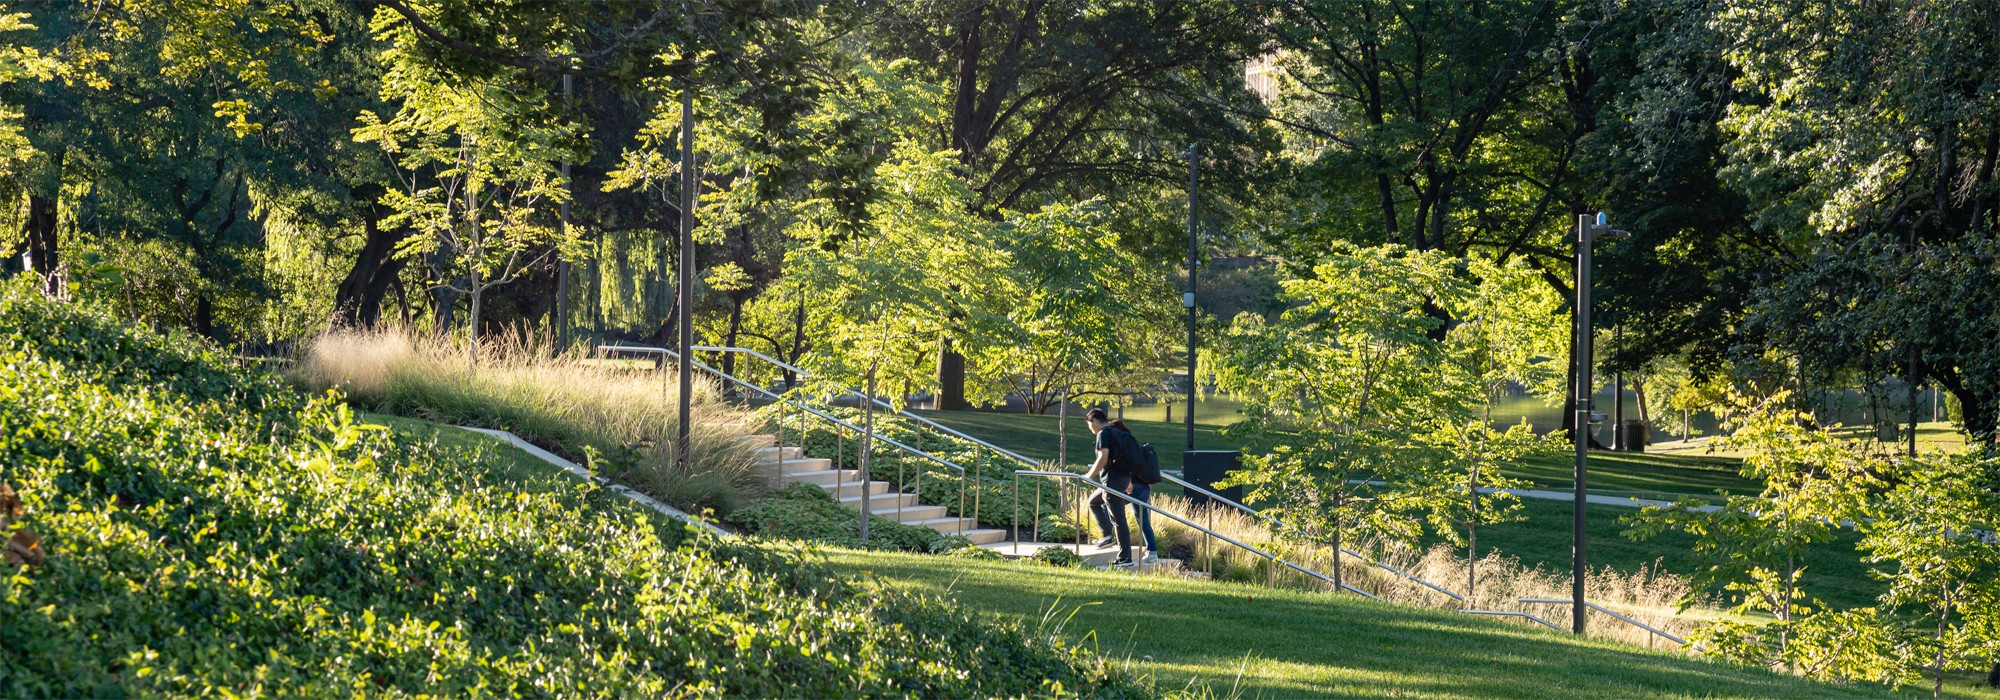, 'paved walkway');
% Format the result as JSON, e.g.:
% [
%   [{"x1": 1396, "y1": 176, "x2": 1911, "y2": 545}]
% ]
[{"x1": 1488, "y1": 487, "x2": 1722, "y2": 513}]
